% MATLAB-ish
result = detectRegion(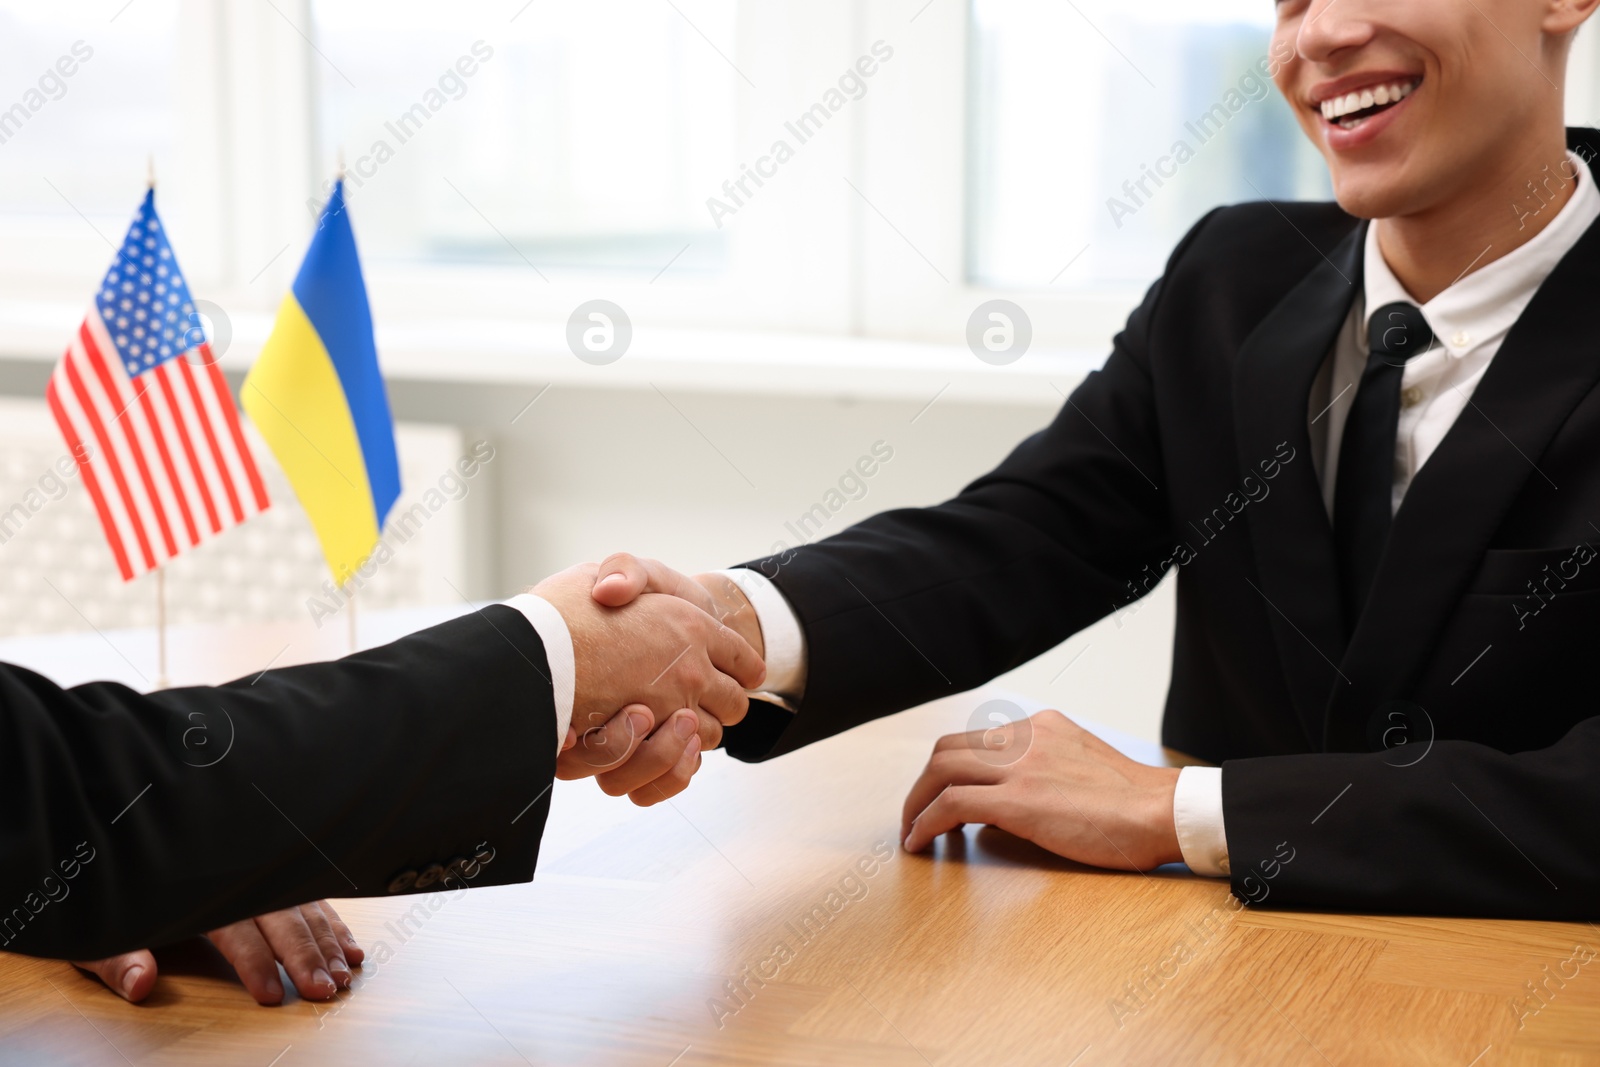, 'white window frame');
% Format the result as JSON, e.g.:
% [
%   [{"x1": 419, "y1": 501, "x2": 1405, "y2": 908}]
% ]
[{"x1": 4, "y1": 1, "x2": 1600, "y2": 367}]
